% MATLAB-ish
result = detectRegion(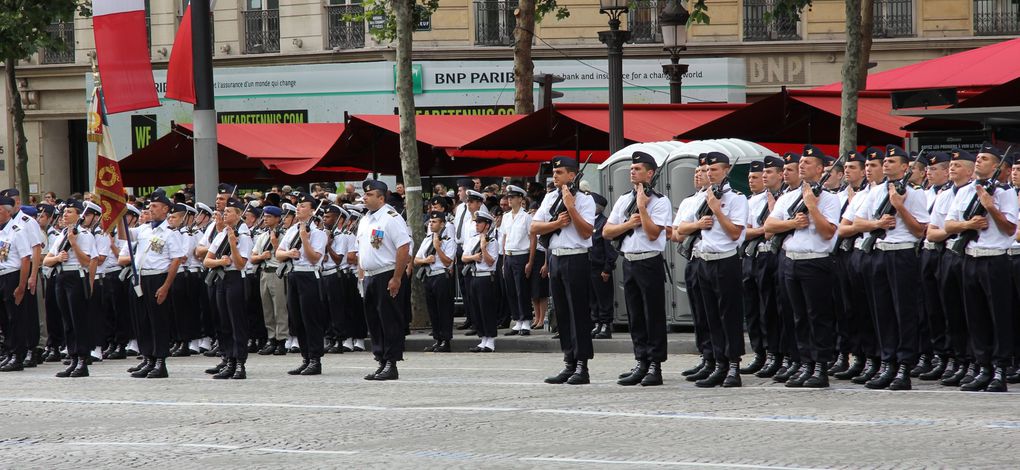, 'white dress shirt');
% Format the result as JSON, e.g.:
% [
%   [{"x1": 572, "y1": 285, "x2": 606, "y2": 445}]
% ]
[
  {"x1": 533, "y1": 190, "x2": 596, "y2": 250},
  {"x1": 607, "y1": 191, "x2": 673, "y2": 253},
  {"x1": 947, "y1": 182, "x2": 1019, "y2": 250}
]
